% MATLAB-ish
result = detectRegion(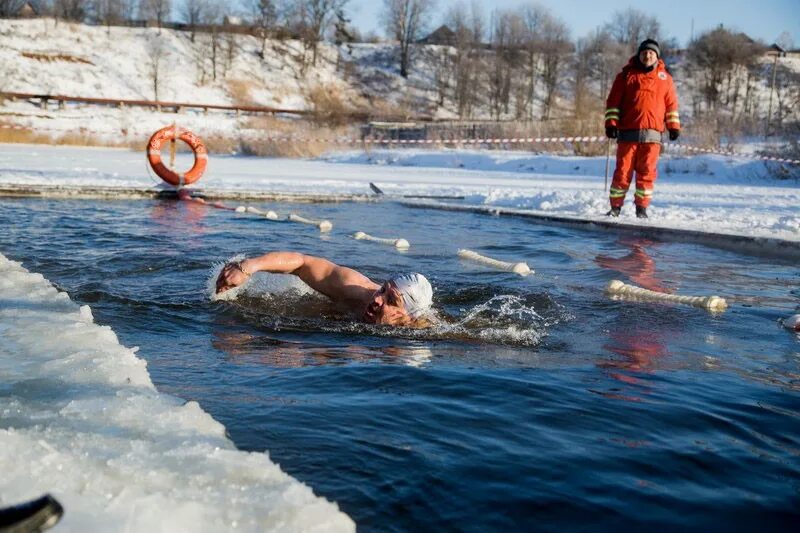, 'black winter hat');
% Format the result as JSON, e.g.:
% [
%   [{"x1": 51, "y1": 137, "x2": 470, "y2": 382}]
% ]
[{"x1": 638, "y1": 39, "x2": 660, "y2": 57}]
